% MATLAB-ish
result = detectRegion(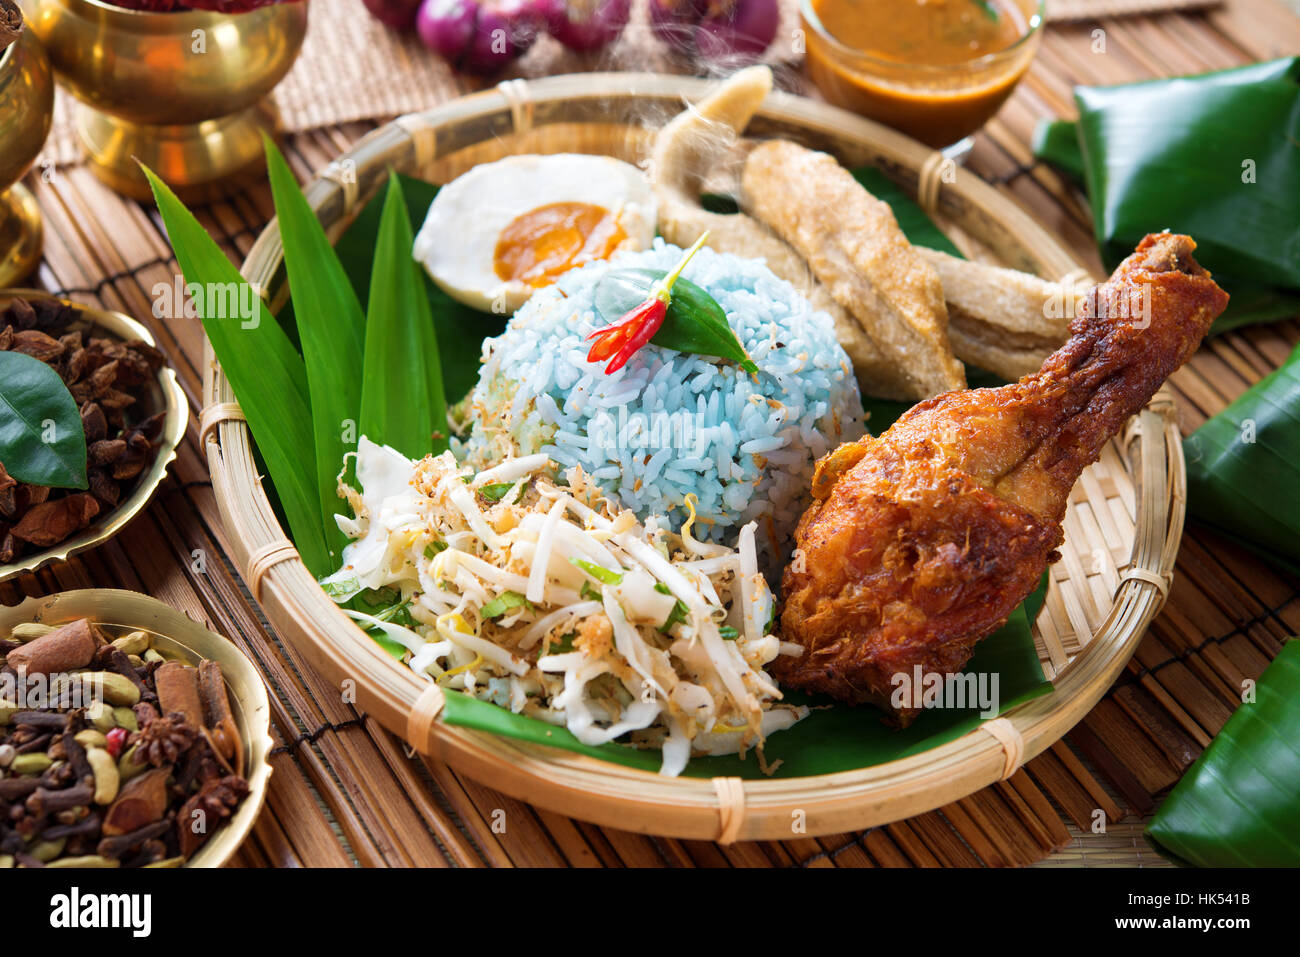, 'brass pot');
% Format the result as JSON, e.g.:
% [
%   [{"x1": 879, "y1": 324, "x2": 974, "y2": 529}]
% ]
[
  {"x1": 23, "y1": 0, "x2": 308, "y2": 201},
  {"x1": 0, "y1": 28, "x2": 54, "y2": 287}
]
